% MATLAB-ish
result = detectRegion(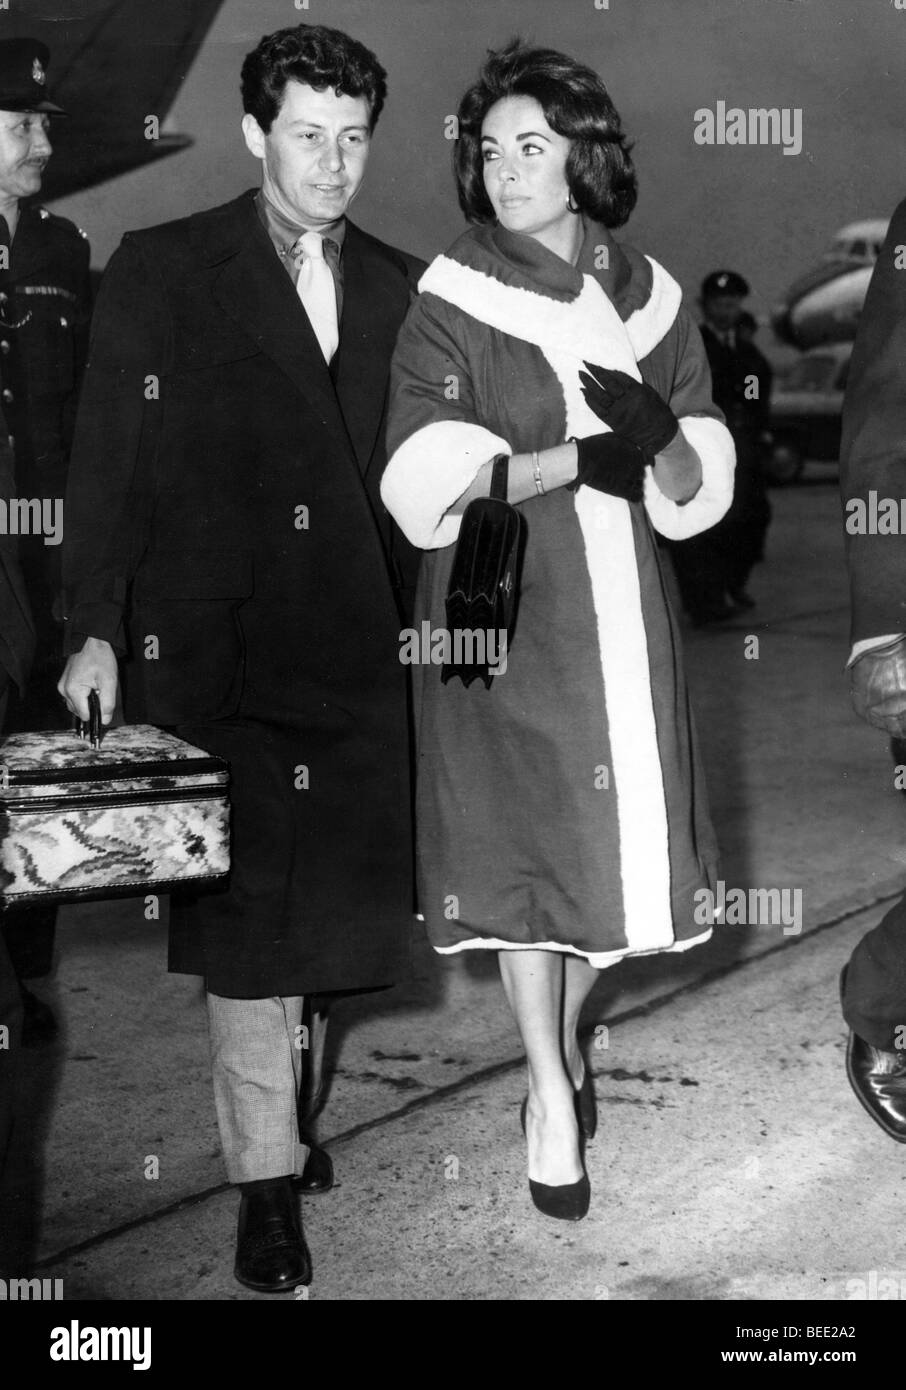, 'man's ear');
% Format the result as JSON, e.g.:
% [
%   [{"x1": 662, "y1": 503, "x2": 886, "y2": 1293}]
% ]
[{"x1": 241, "y1": 112, "x2": 266, "y2": 160}]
